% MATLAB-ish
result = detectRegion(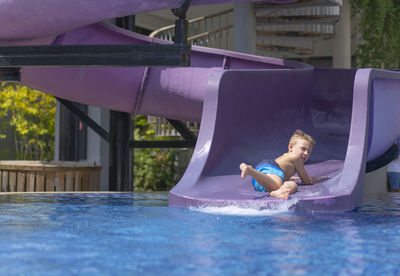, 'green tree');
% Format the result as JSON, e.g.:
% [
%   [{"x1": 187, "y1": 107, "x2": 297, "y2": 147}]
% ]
[
  {"x1": 351, "y1": 0, "x2": 400, "y2": 68},
  {"x1": 0, "y1": 84, "x2": 55, "y2": 160},
  {"x1": 133, "y1": 115, "x2": 182, "y2": 191}
]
